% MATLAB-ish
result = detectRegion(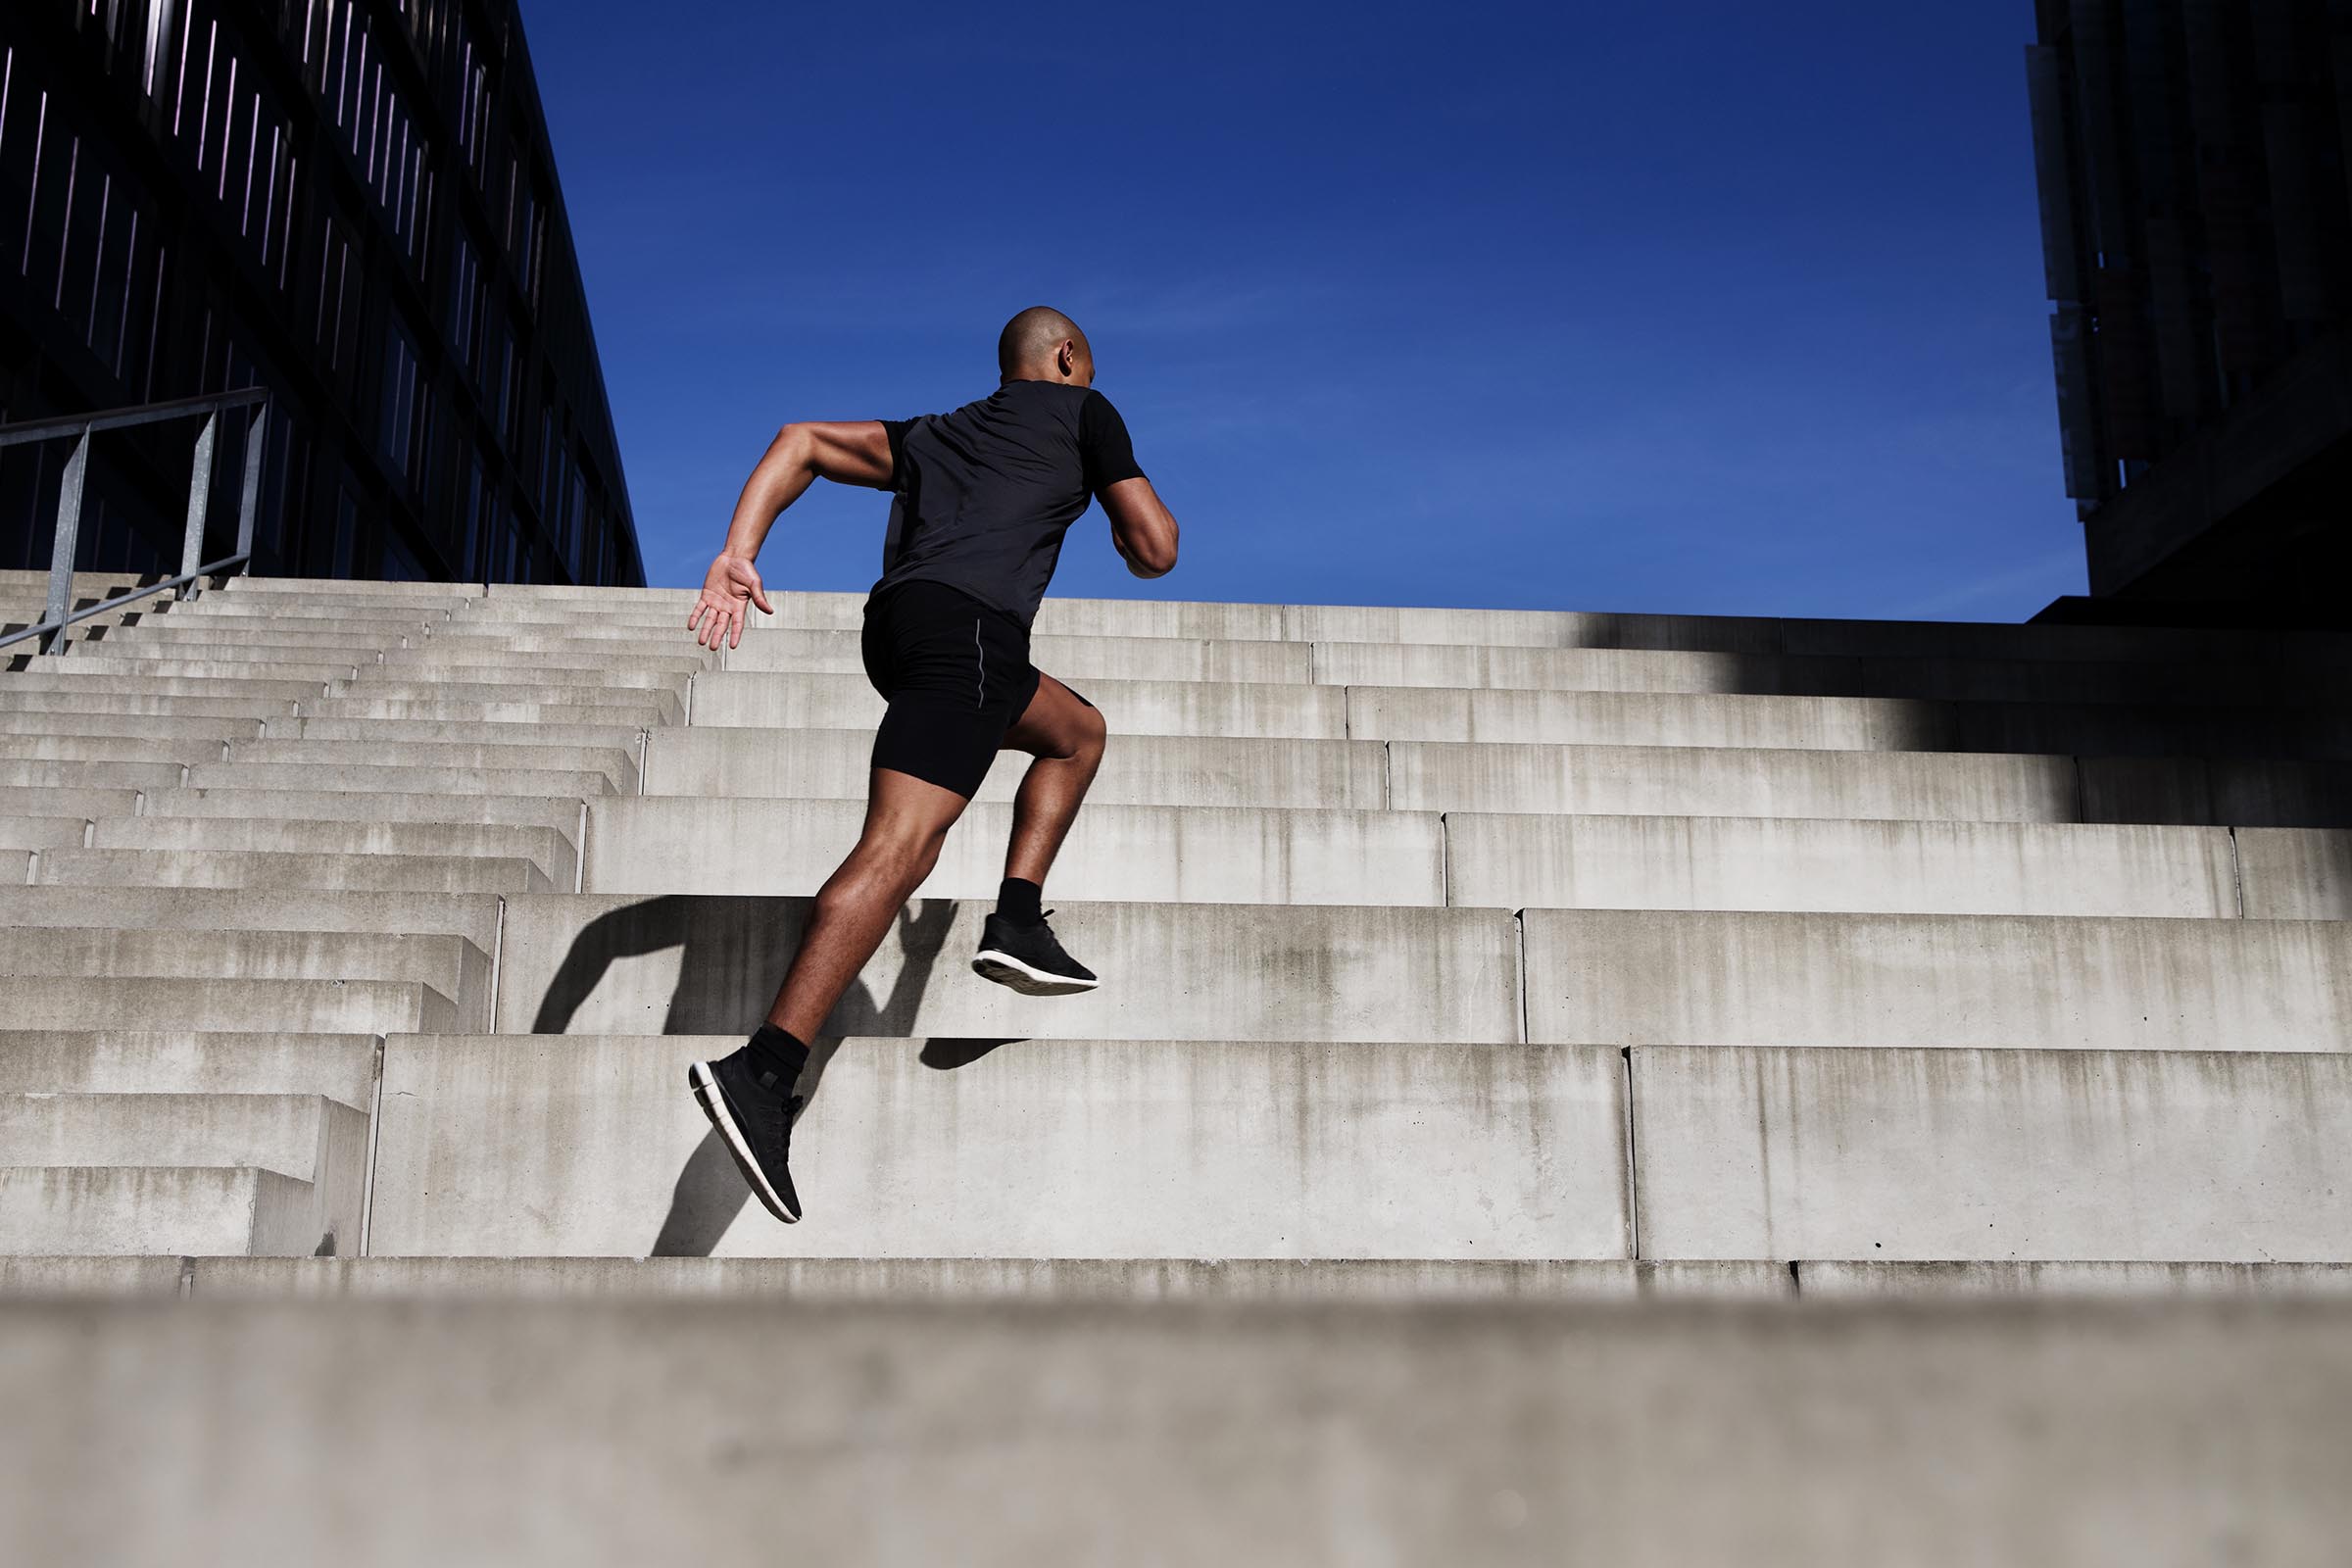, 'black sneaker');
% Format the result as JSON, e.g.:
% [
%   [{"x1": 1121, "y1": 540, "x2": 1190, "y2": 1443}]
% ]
[
  {"x1": 972, "y1": 909, "x2": 1100, "y2": 996},
  {"x1": 686, "y1": 1048, "x2": 804, "y2": 1222}
]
